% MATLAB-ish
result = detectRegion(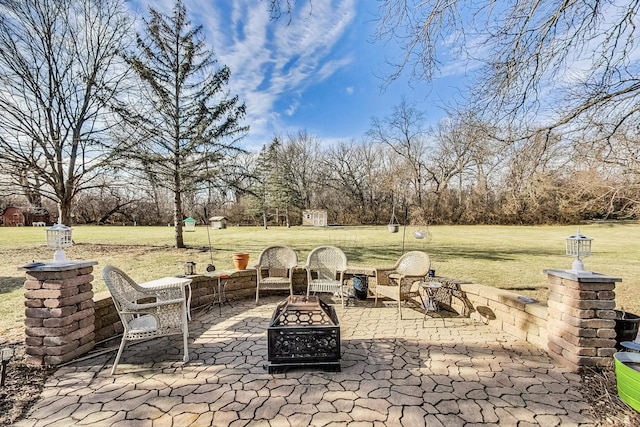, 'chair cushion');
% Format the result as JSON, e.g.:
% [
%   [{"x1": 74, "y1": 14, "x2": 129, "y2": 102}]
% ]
[
  {"x1": 261, "y1": 276, "x2": 290, "y2": 284},
  {"x1": 129, "y1": 314, "x2": 158, "y2": 333},
  {"x1": 309, "y1": 279, "x2": 341, "y2": 293}
]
